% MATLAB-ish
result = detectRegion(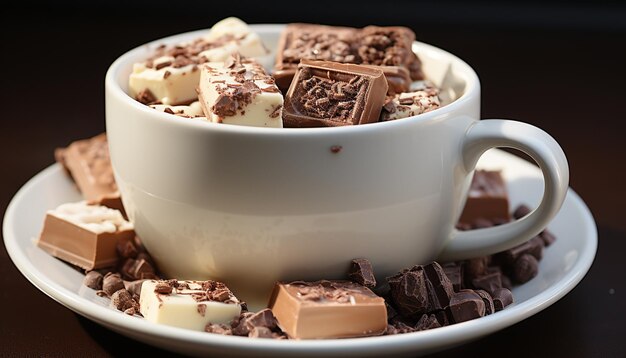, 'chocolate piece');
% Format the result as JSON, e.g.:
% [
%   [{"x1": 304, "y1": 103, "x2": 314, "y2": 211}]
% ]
[
  {"x1": 111, "y1": 289, "x2": 137, "y2": 312},
  {"x1": 359, "y1": 26, "x2": 424, "y2": 80},
  {"x1": 471, "y1": 272, "x2": 502, "y2": 295},
  {"x1": 268, "y1": 280, "x2": 387, "y2": 339},
  {"x1": 475, "y1": 290, "x2": 495, "y2": 315},
  {"x1": 423, "y1": 262, "x2": 455, "y2": 311},
  {"x1": 500, "y1": 274, "x2": 513, "y2": 290},
  {"x1": 232, "y1": 312, "x2": 255, "y2": 336},
  {"x1": 55, "y1": 134, "x2": 124, "y2": 213},
  {"x1": 348, "y1": 258, "x2": 377, "y2": 289},
  {"x1": 415, "y1": 313, "x2": 441, "y2": 331},
  {"x1": 492, "y1": 288, "x2": 514, "y2": 311},
  {"x1": 205, "y1": 323, "x2": 233, "y2": 335},
  {"x1": 387, "y1": 266, "x2": 429, "y2": 318},
  {"x1": 36, "y1": 201, "x2": 134, "y2": 270},
  {"x1": 442, "y1": 263, "x2": 463, "y2": 292},
  {"x1": 390, "y1": 319, "x2": 416, "y2": 334},
  {"x1": 448, "y1": 290, "x2": 485, "y2": 323},
  {"x1": 465, "y1": 257, "x2": 489, "y2": 281},
  {"x1": 116, "y1": 237, "x2": 138, "y2": 259},
  {"x1": 83, "y1": 271, "x2": 103, "y2": 290},
  {"x1": 512, "y1": 254, "x2": 539, "y2": 283},
  {"x1": 540, "y1": 229, "x2": 557, "y2": 246},
  {"x1": 497, "y1": 238, "x2": 543, "y2": 266},
  {"x1": 274, "y1": 24, "x2": 423, "y2": 92},
  {"x1": 102, "y1": 272, "x2": 125, "y2": 297},
  {"x1": 512, "y1": 204, "x2": 532, "y2": 219},
  {"x1": 364, "y1": 65, "x2": 411, "y2": 95},
  {"x1": 459, "y1": 170, "x2": 510, "y2": 224},
  {"x1": 283, "y1": 60, "x2": 388, "y2": 127},
  {"x1": 123, "y1": 279, "x2": 147, "y2": 297}
]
